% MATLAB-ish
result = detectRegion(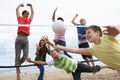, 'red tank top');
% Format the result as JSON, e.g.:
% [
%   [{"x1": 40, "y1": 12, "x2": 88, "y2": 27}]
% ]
[{"x1": 17, "y1": 16, "x2": 32, "y2": 36}]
